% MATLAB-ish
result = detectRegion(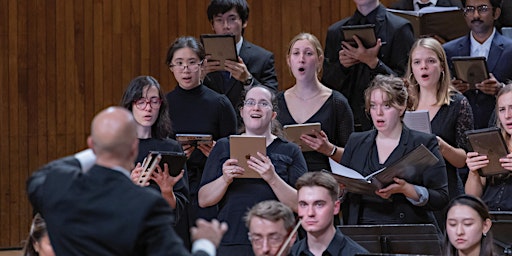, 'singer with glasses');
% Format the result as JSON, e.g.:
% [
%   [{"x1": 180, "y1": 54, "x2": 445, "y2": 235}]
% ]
[
  {"x1": 444, "y1": 0, "x2": 512, "y2": 130},
  {"x1": 198, "y1": 85, "x2": 307, "y2": 255},
  {"x1": 120, "y1": 75, "x2": 189, "y2": 217},
  {"x1": 165, "y1": 36, "x2": 238, "y2": 248}
]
